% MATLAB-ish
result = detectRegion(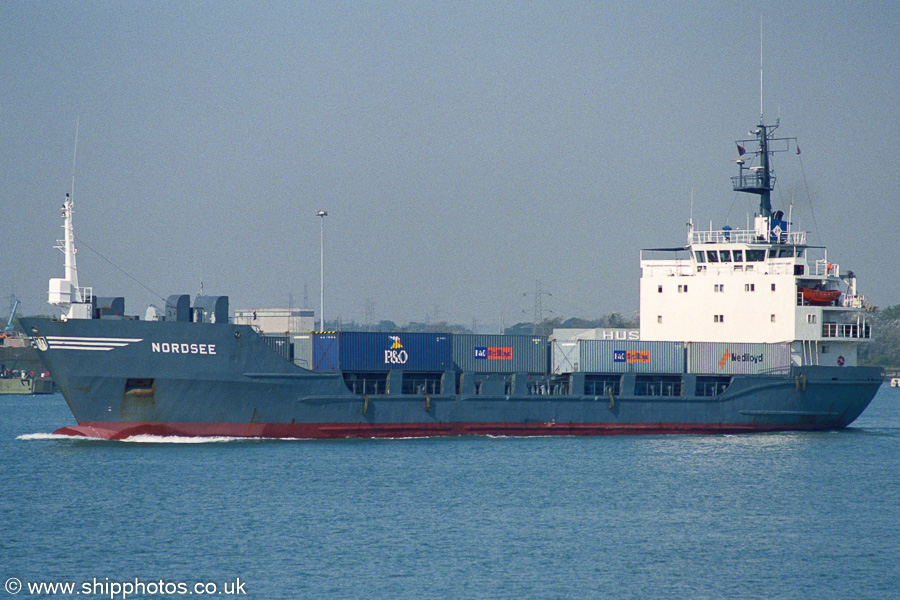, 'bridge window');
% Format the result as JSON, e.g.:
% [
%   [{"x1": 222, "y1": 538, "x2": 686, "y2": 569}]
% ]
[
  {"x1": 746, "y1": 249, "x2": 766, "y2": 261},
  {"x1": 695, "y1": 251, "x2": 706, "y2": 263},
  {"x1": 733, "y1": 250, "x2": 743, "y2": 261},
  {"x1": 706, "y1": 251, "x2": 719, "y2": 263}
]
